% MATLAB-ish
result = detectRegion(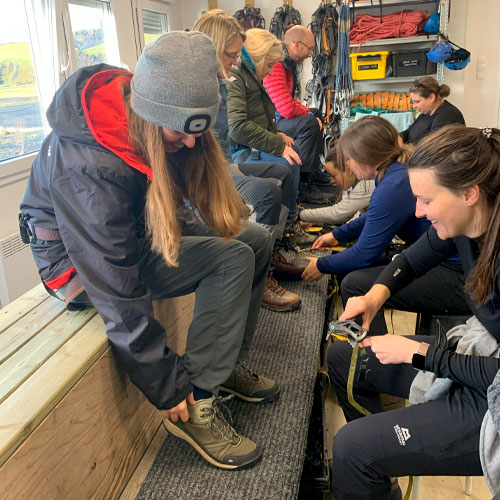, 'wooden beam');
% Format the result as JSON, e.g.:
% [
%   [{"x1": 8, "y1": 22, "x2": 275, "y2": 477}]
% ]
[
  {"x1": 246, "y1": 0, "x2": 254, "y2": 7},
  {"x1": 208, "y1": 0, "x2": 217, "y2": 9}
]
